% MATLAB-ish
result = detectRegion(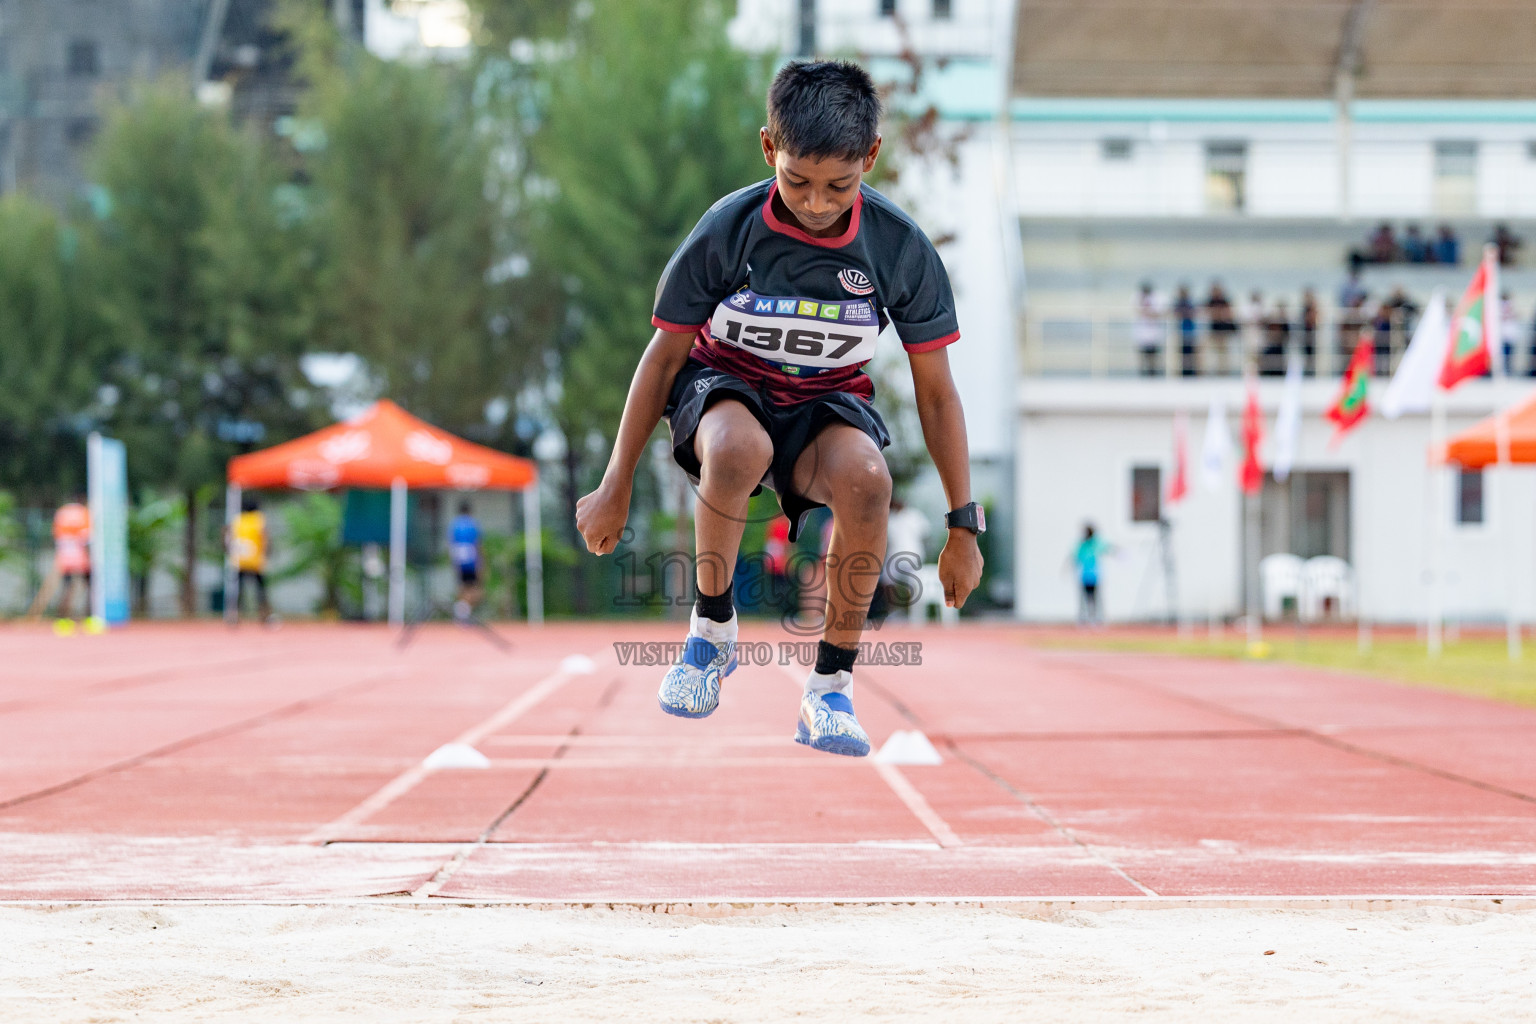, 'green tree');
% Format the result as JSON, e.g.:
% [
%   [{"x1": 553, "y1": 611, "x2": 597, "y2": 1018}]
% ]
[
  {"x1": 0, "y1": 195, "x2": 107, "y2": 503},
  {"x1": 288, "y1": 12, "x2": 522, "y2": 440},
  {"x1": 519, "y1": 0, "x2": 768, "y2": 608},
  {"x1": 88, "y1": 81, "x2": 317, "y2": 615}
]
